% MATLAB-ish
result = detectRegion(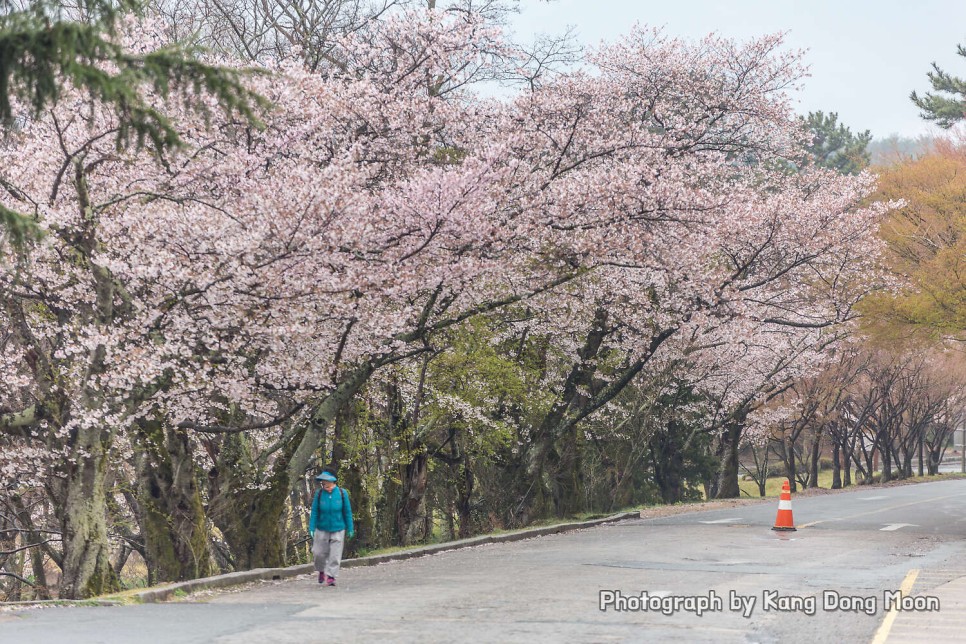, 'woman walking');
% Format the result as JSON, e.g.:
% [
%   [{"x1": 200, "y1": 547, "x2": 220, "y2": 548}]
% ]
[{"x1": 309, "y1": 469, "x2": 354, "y2": 586}]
